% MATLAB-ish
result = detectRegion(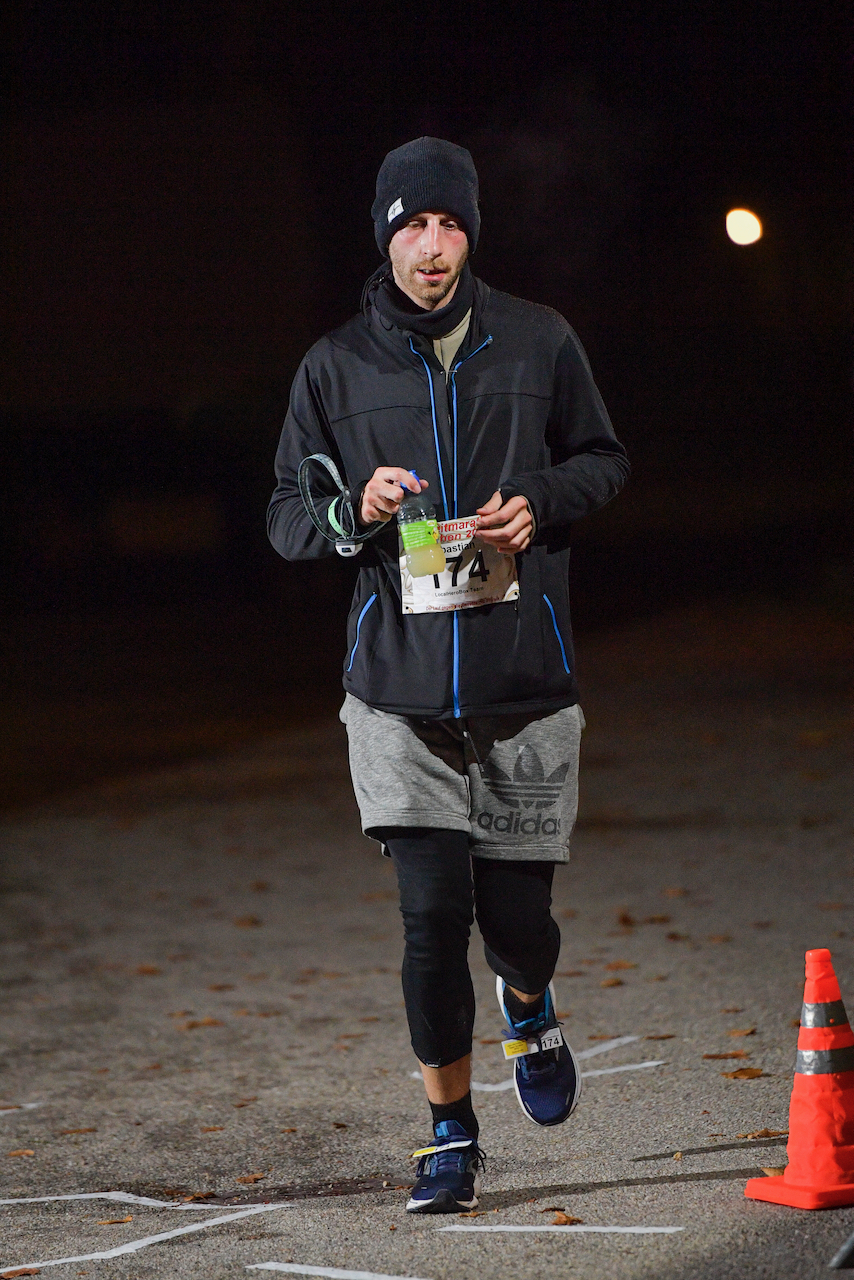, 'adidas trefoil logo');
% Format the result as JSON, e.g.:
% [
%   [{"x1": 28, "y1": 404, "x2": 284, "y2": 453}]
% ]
[{"x1": 482, "y1": 745, "x2": 570, "y2": 810}]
